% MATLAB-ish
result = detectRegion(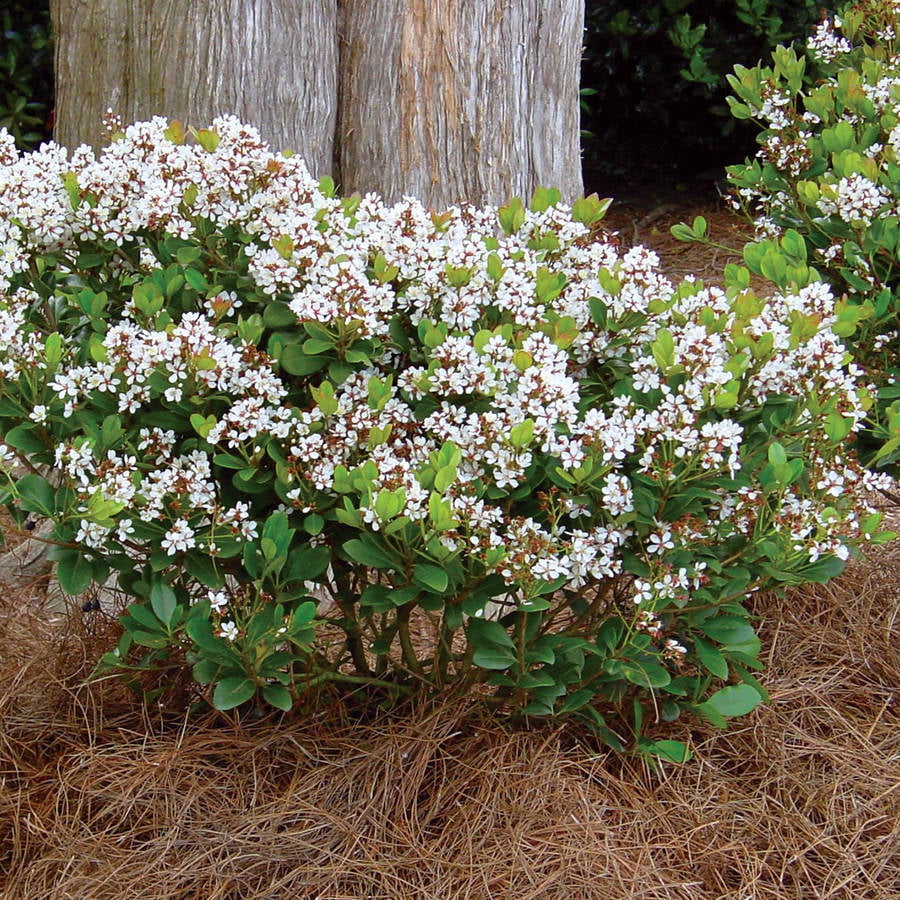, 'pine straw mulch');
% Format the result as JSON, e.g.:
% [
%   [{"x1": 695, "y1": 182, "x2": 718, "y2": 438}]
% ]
[
  {"x1": 602, "y1": 196, "x2": 756, "y2": 284},
  {"x1": 1, "y1": 199, "x2": 899, "y2": 899},
  {"x1": 1, "y1": 539, "x2": 898, "y2": 899}
]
